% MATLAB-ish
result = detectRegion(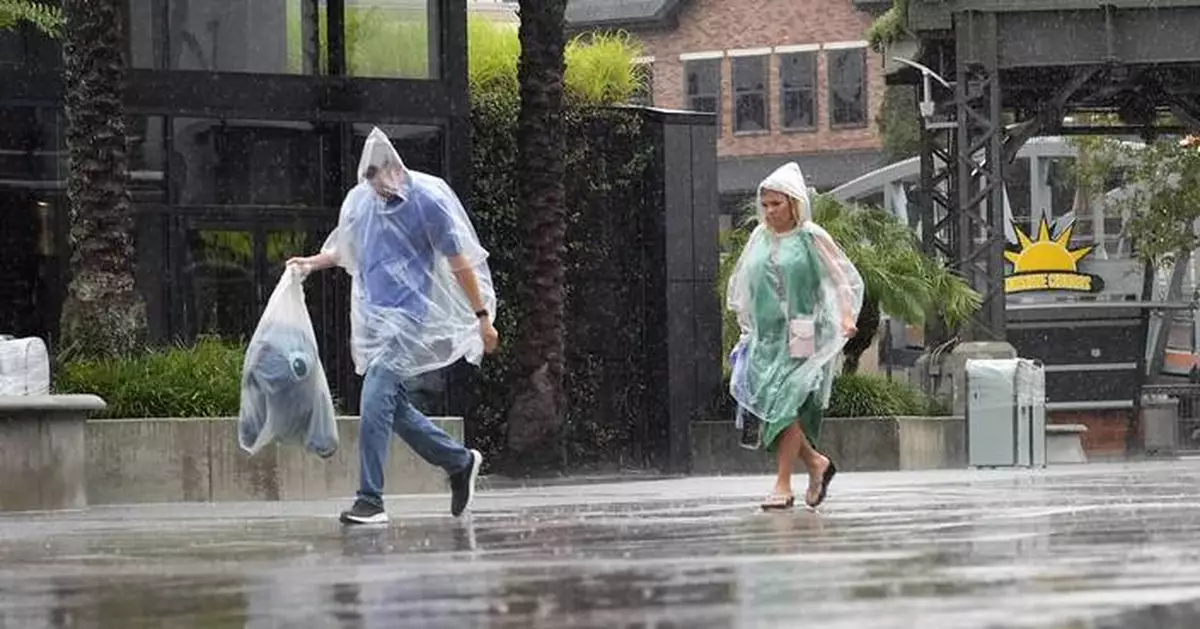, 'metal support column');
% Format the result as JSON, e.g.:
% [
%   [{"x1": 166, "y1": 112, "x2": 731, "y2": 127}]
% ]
[
  {"x1": 954, "y1": 10, "x2": 1008, "y2": 342},
  {"x1": 919, "y1": 118, "x2": 958, "y2": 348}
]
